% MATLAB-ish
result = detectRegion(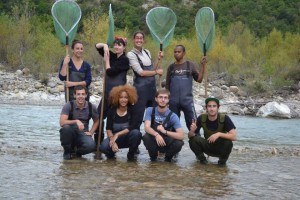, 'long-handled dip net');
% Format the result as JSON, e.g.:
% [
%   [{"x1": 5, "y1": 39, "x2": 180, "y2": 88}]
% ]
[
  {"x1": 146, "y1": 7, "x2": 177, "y2": 88},
  {"x1": 195, "y1": 7, "x2": 215, "y2": 97},
  {"x1": 51, "y1": 0, "x2": 82, "y2": 102}
]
